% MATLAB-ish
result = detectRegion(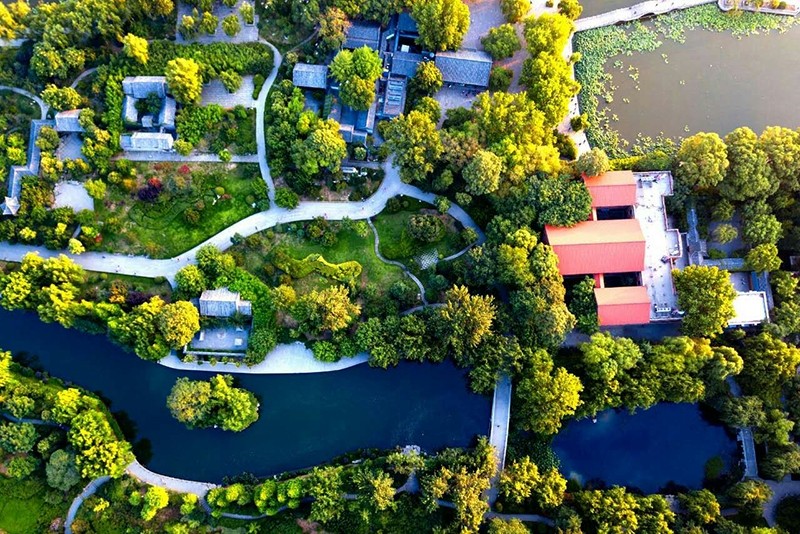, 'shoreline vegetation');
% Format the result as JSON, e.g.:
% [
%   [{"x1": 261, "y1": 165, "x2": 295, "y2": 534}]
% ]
[{"x1": 574, "y1": 4, "x2": 799, "y2": 156}]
